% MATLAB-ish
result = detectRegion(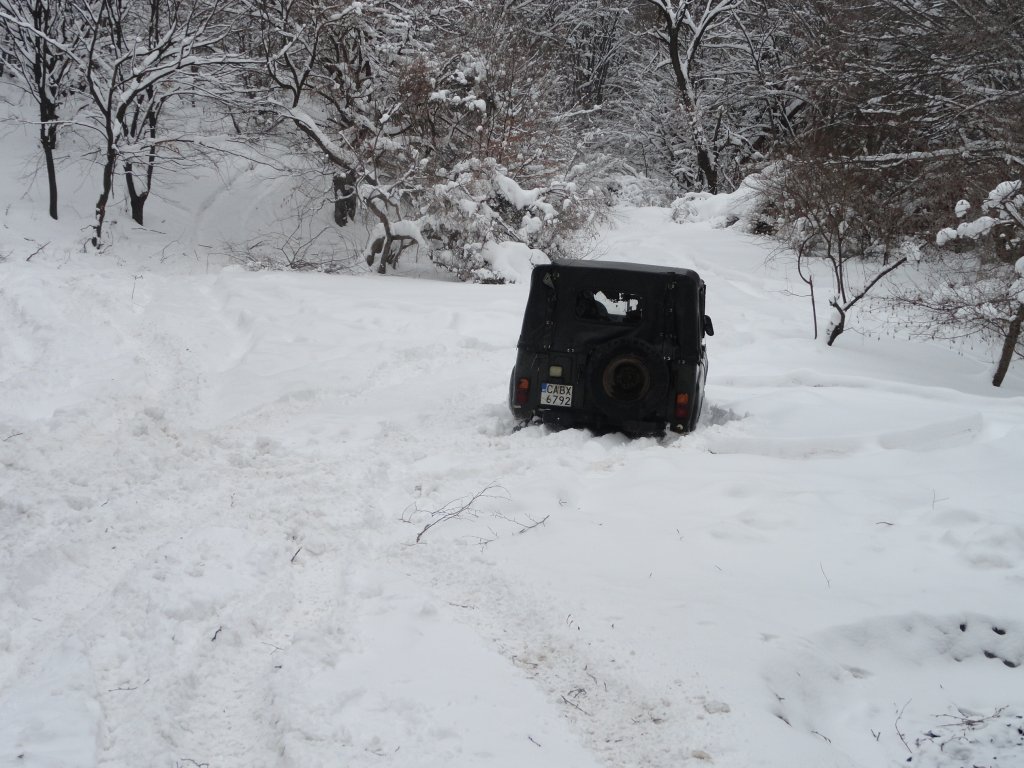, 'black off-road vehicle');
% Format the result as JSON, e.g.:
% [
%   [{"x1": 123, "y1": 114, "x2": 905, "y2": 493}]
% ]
[{"x1": 509, "y1": 260, "x2": 713, "y2": 435}]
